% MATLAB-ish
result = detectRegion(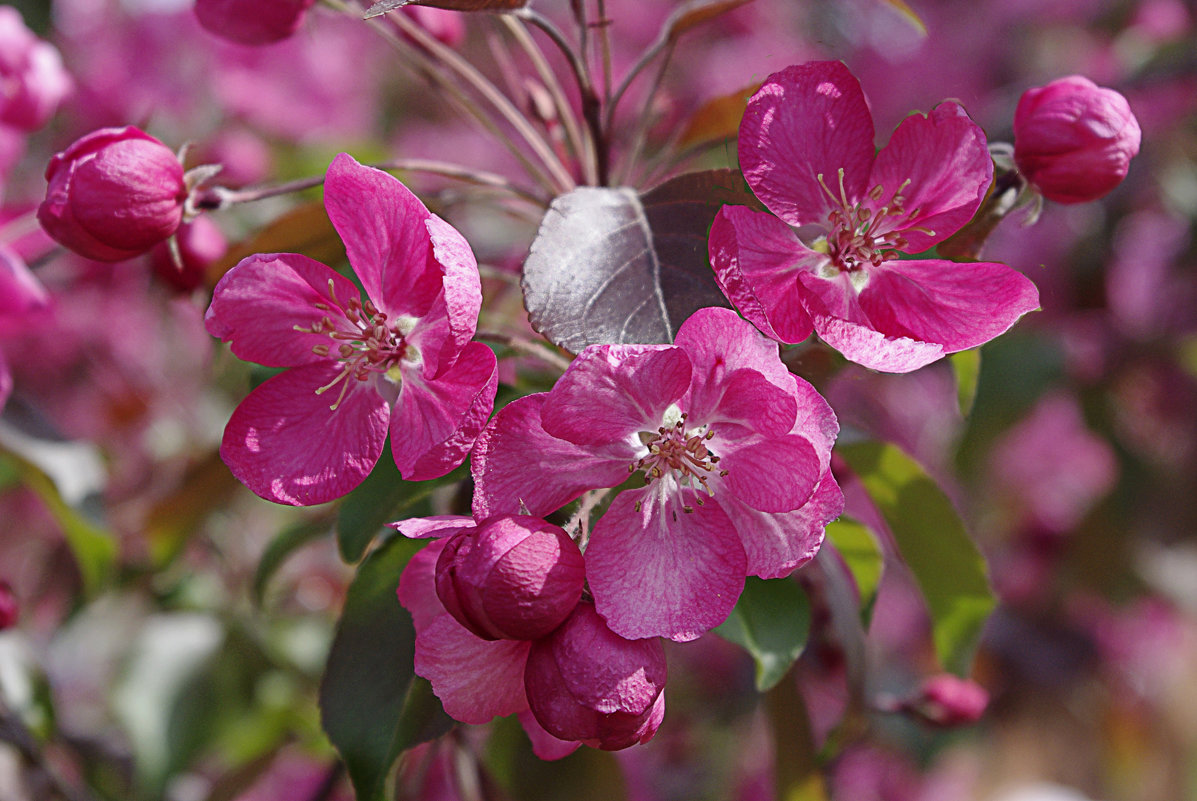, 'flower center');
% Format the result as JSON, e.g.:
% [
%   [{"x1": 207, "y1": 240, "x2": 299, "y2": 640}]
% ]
[
  {"x1": 294, "y1": 279, "x2": 417, "y2": 410},
  {"x1": 629, "y1": 410, "x2": 726, "y2": 514},
  {"x1": 816, "y1": 169, "x2": 928, "y2": 273}
]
